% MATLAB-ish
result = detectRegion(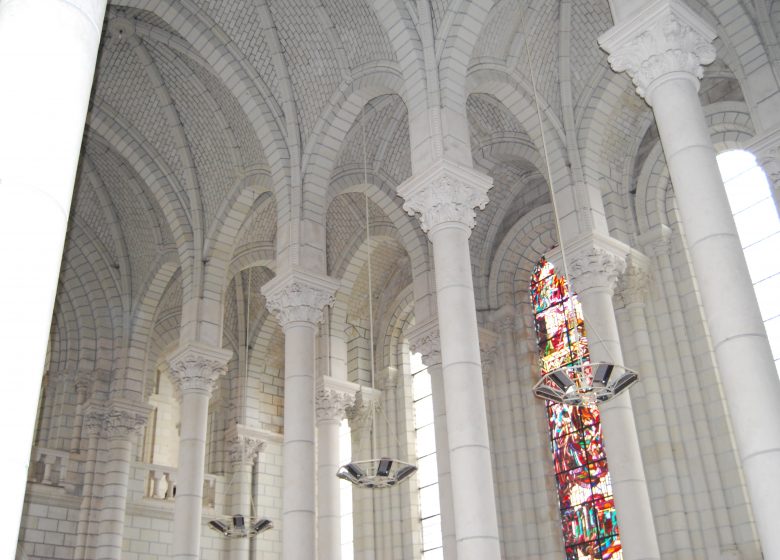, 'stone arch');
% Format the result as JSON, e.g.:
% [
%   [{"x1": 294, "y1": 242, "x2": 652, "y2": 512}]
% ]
[
  {"x1": 488, "y1": 204, "x2": 557, "y2": 310},
  {"x1": 113, "y1": 0, "x2": 290, "y2": 203},
  {"x1": 302, "y1": 75, "x2": 406, "y2": 227}
]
